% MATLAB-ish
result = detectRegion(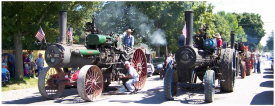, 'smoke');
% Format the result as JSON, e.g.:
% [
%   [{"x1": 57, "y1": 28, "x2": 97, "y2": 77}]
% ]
[
  {"x1": 95, "y1": 1, "x2": 167, "y2": 46},
  {"x1": 149, "y1": 29, "x2": 167, "y2": 45}
]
